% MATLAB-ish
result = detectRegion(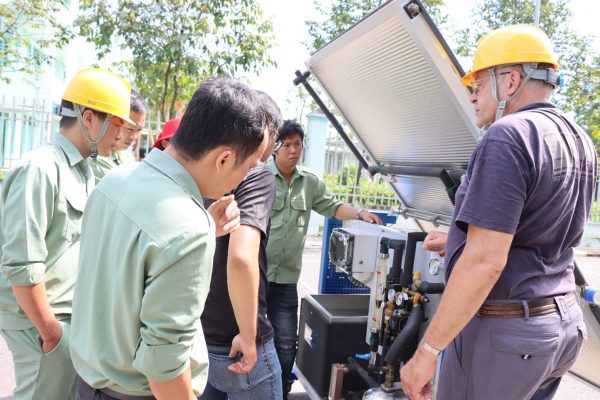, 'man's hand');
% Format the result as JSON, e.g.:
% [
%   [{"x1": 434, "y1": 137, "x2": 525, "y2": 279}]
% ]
[
  {"x1": 207, "y1": 195, "x2": 240, "y2": 237},
  {"x1": 422, "y1": 231, "x2": 448, "y2": 253},
  {"x1": 400, "y1": 346, "x2": 437, "y2": 400},
  {"x1": 228, "y1": 334, "x2": 257, "y2": 374},
  {"x1": 40, "y1": 319, "x2": 62, "y2": 354},
  {"x1": 358, "y1": 210, "x2": 383, "y2": 225}
]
